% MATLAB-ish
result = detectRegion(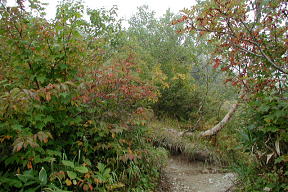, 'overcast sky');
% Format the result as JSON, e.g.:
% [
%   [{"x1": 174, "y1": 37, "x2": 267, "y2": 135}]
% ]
[{"x1": 7, "y1": 0, "x2": 196, "y2": 20}]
